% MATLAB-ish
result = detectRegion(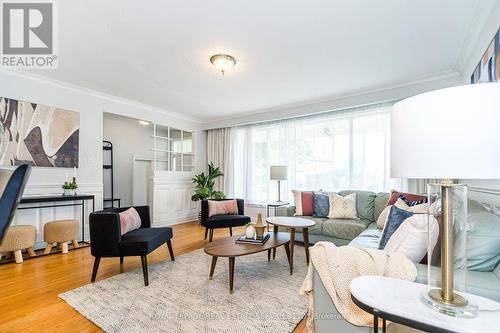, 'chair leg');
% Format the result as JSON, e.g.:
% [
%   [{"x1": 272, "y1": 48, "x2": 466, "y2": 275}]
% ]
[
  {"x1": 204, "y1": 228, "x2": 208, "y2": 240},
  {"x1": 120, "y1": 256, "x2": 124, "y2": 264},
  {"x1": 141, "y1": 255, "x2": 149, "y2": 286},
  {"x1": 72, "y1": 239, "x2": 79, "y2": 249},
  {"x1": 209, "y1": 229, "x2": 214, "y2": 242},
  {"x1": 166, "y1": 240, "x2": 175, "y2": 261},
  {"x1": 44, "y1": 243, "x2": 53, "y2": 255},
  {"x1": 27, "y1": 247, "x2": 36, "y2": 257},
  {"x1": 14, "y1": 250, "x2": 23, "y2": 263},
  {"x1": 61, "y1": 242, "x2": 69, "y2": 254},
  {"x1": 229, "y1": 227, "x2": 233, "y2": 236},
  {"x1": 91, "y1": 257, "x2": 101, "y2": 282}
]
